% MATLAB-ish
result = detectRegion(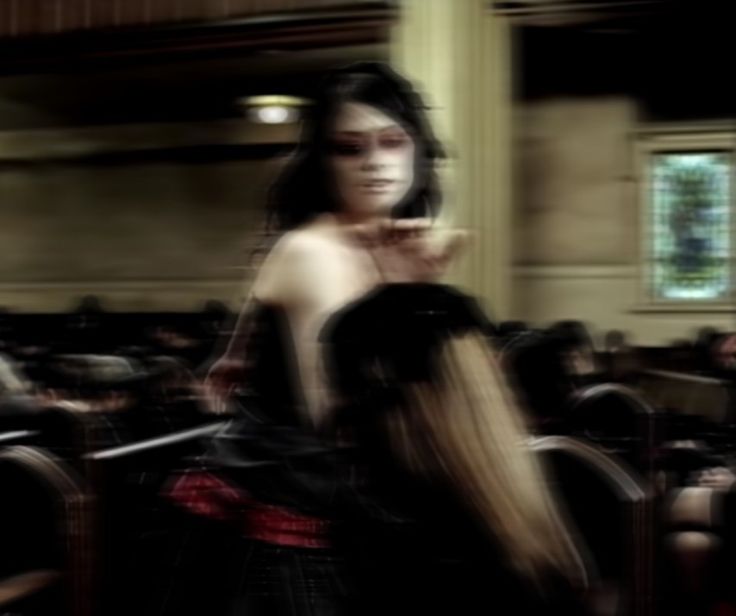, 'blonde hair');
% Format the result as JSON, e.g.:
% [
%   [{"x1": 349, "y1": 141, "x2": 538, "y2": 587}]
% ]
[{"x1": 383, "y1": 332, "x2": 587, "y2": 588}]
